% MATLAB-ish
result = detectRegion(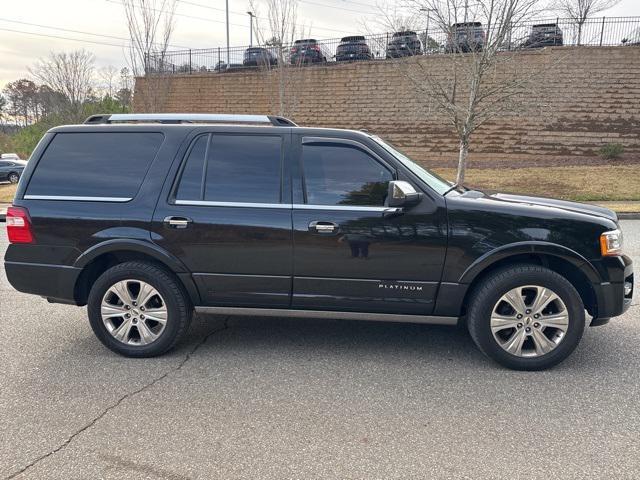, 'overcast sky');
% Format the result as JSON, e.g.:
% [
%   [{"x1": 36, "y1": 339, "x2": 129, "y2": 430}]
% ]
[{"x1": 1, "y1": 0, "x2": 639, "y2": 87}]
